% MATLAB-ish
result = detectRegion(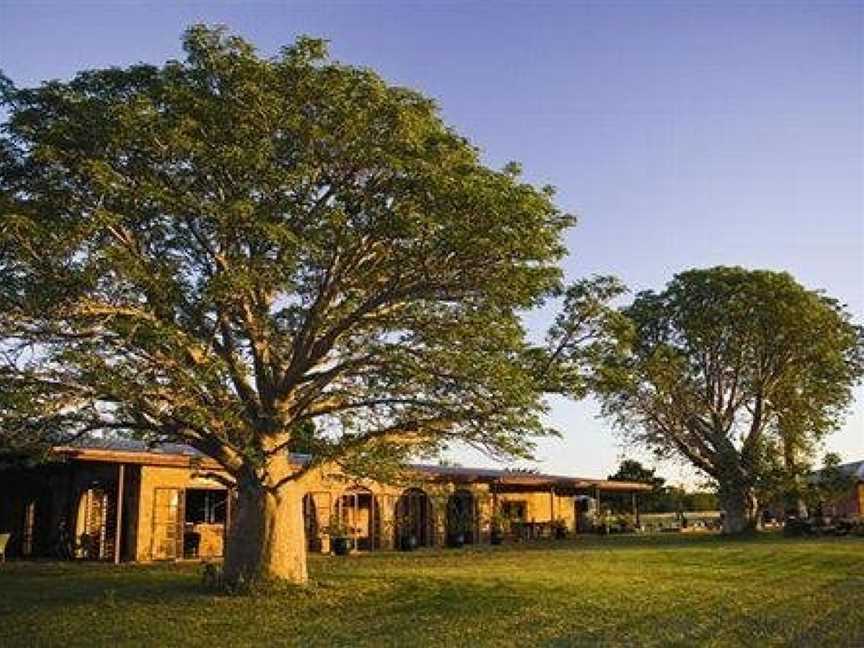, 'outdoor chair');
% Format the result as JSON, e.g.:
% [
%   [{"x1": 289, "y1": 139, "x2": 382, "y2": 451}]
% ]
[{"x1": 0, "y1": 533, "x2": 10, "y2": 562}]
